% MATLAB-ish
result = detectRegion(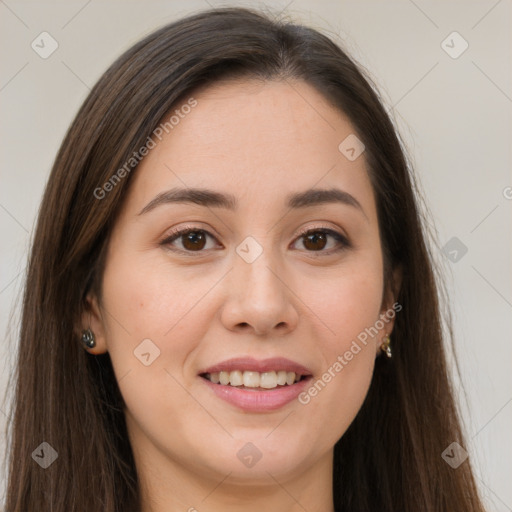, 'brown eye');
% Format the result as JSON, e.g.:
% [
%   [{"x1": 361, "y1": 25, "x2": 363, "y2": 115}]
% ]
[
  {"x1": 162, "y1": 228, "x2": 219, "y2": 253},
  {"x1": 181, "y1": 231, "x2": 207, "y2": 251},
  {"x1": 293, "y1": 228, "x2": 350, "y2": 253},
  {"x1": 302, "y1": 231, "x2": 328, "y2": 251}
]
